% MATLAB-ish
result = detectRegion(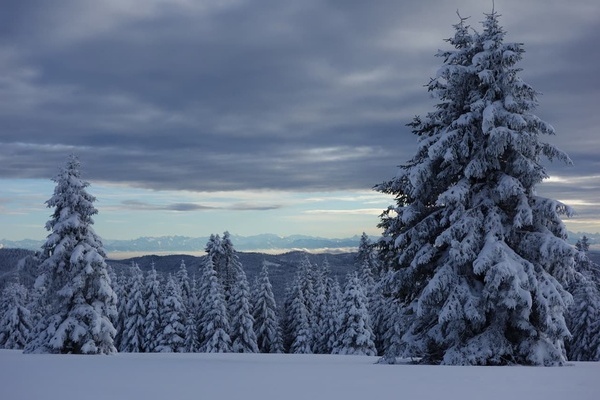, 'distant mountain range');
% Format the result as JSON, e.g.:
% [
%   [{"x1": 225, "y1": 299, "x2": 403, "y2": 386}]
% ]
[
  {"x1": 0, "y1": 233, "x2": 362, "y2": 254},
  {"x1": 1, "y1": 231, "x2": 597, "y2": 254}
]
